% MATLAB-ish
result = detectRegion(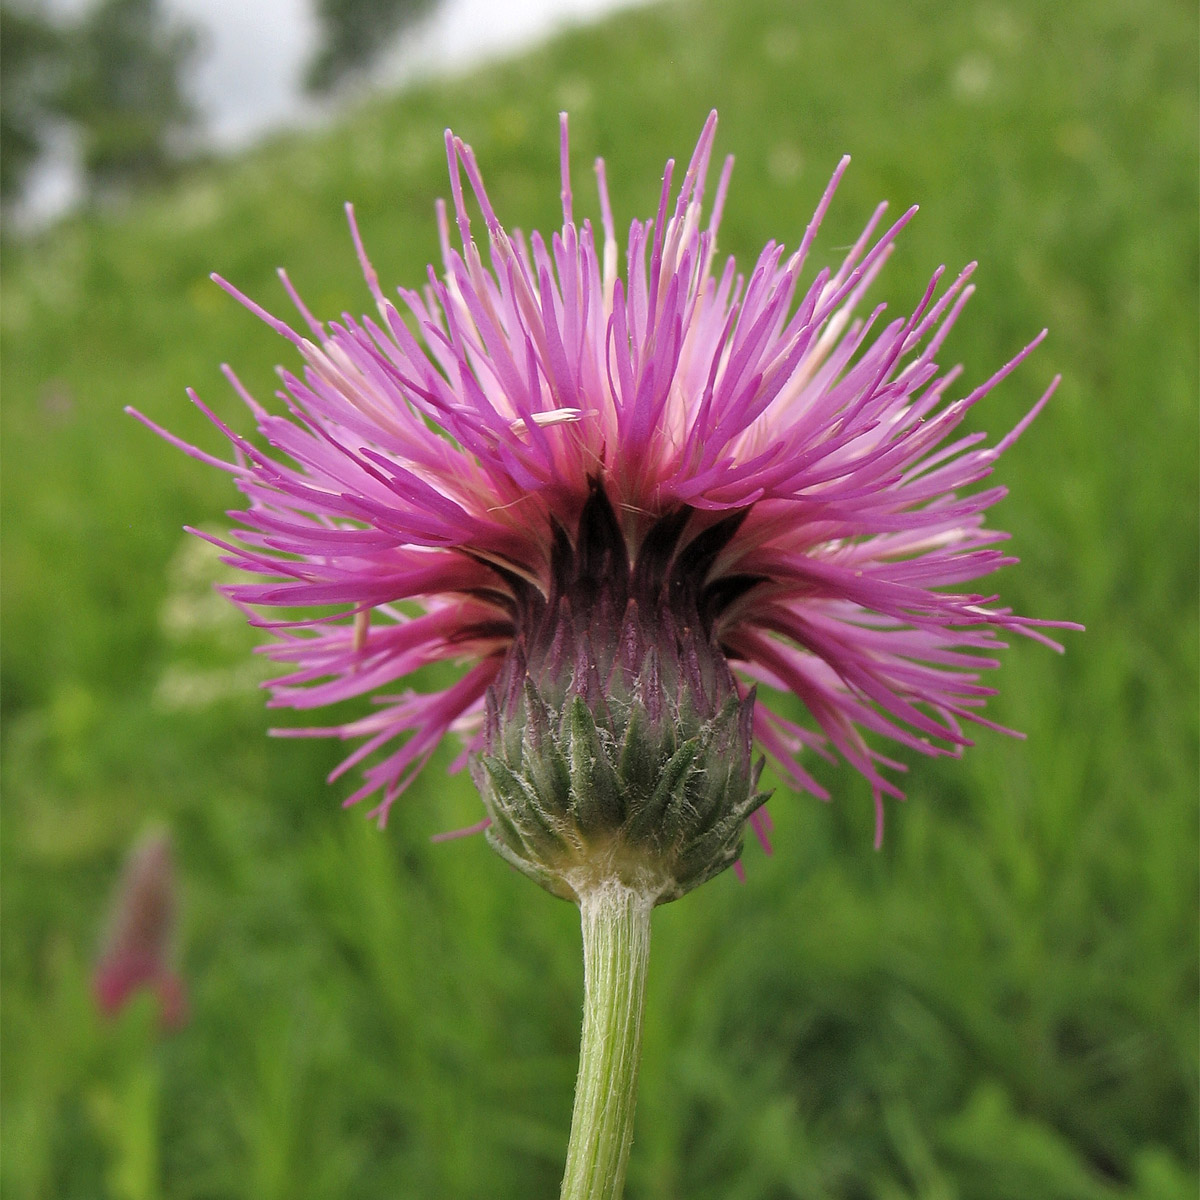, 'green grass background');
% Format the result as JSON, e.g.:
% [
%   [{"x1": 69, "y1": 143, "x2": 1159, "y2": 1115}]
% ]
[{"x1": 3, "y1": 0, "x2": 1196, "y2": 1195}]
